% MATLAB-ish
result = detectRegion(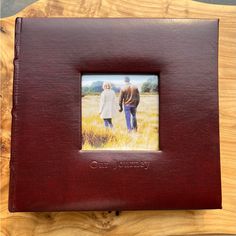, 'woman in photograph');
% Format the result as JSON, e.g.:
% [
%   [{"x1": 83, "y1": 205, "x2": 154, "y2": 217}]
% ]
[{"x1": 99, "y1": 81, "x2": 117, "y2": 128}]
